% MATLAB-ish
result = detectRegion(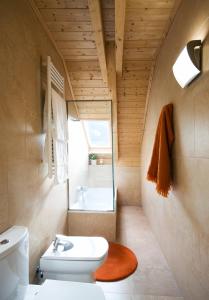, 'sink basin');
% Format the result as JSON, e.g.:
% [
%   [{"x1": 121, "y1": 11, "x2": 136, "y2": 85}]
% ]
[{"x1": 57, "y1": 241, "x2": 74, "y2": 252}]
